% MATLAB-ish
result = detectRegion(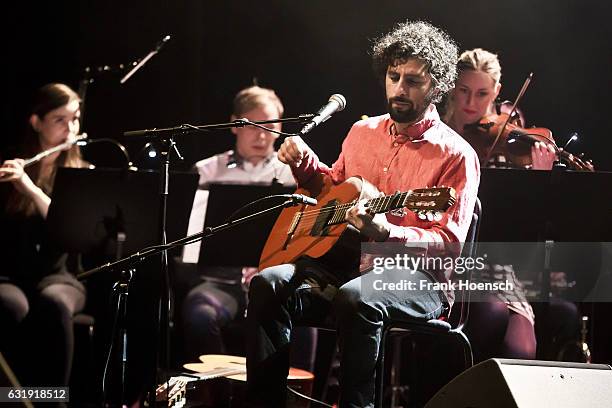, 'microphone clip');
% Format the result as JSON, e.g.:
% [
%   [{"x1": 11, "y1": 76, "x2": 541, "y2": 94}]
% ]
[{"x1": 284, "y1": 194, "x2": 318, "y2": 207}]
